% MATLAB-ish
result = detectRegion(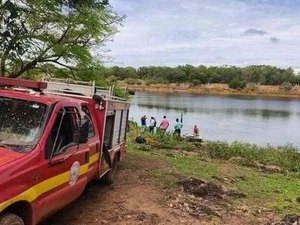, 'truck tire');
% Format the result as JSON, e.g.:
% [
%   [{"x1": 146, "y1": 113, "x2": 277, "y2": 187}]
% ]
[
  {"x1": 101, "y1": 157, "x2": 118, "y2": 185},
  {"x1": 0, "y1": 213, "x2": 24, "y2": 225}
]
